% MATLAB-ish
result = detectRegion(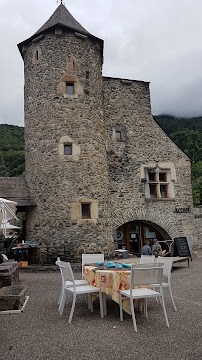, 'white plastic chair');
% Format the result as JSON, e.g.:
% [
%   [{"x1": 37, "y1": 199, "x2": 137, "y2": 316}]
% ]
[
  {"x1": 82, "y1": 253, "x2": 104, "y2": 279},
  {"x1": 152, "y1": 257, "x2": 177, "y2": 311},
  {"x1": 158, "y1": 240, "x2": 174, "y2": 256},
  {"x1": 140, "y1": 255, "x2": 155, "y2": 264},
  {"x1": 59, "y1": 261, "x2": 104, "y2": 322},
  {"x1": 82, "y1": 253, "x2": 108, "y2": 316},
  {"x1": 119, "y1": 263, "x2": 169, "y2": 332},
  {"x1": 56, "y1": 257, "x2": 87, "y2": 311}
]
